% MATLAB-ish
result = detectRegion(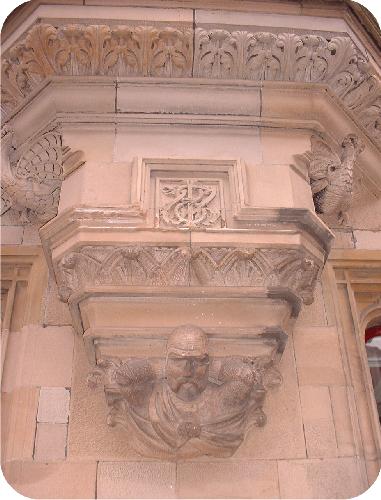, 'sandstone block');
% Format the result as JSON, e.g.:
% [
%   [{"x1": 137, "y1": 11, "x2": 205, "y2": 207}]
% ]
[
  {"x1": 2, "y1": 325, "x2": 74, "y2": 392},
  {"x1": 1, "y1": 387, "x2": 39, "y2": 462},
  {"x1": 353, "y1": 230, "x2": 381, "y2": 250},
  {"x1": 2, "y1": 461, "x2": 97, "y2": 499},
  {"x1": 97, "y1": 462, "x2": 176, "y2": 499},
  {"x1": 293, "y1": 326, "x2": 345, "y2": 386},
  {"x1": 34, "y1": 423, "x2": 67, "y2": 461},
  {"x1": 235, "y1": 341, "x2": 306, "y2": 459},
  {"x1": 300, "y1": 385, "x2": 338, "y2": 458},
  {"x1": 1, "y1": 226, "x2": 23, "y2": 244},
  {"x1": 278, "y1": 457, "x2": 367, "y2": 498},
  {"x1": 330, "y1": 385, "x2": 356, "y2": 457},
  {"x1": 37, "y1": 387, "x2": 70, "y2": 423},
  {"x1": 177, "y1": 460, "x2": 279, "y2": 498}
]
